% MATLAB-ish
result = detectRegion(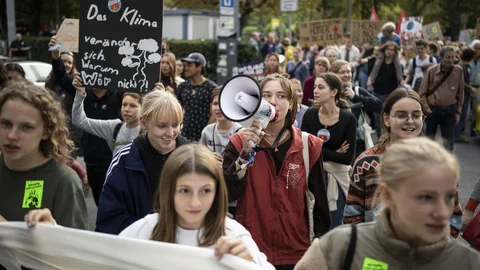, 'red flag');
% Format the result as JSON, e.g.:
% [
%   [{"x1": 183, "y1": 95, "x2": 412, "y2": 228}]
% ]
[
  {"x1": 397, "y1": 10, "x2": 406, "y2": 34},
  {"x1": 370, "y1": 7, "x2": 379, "y2": 22}
]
